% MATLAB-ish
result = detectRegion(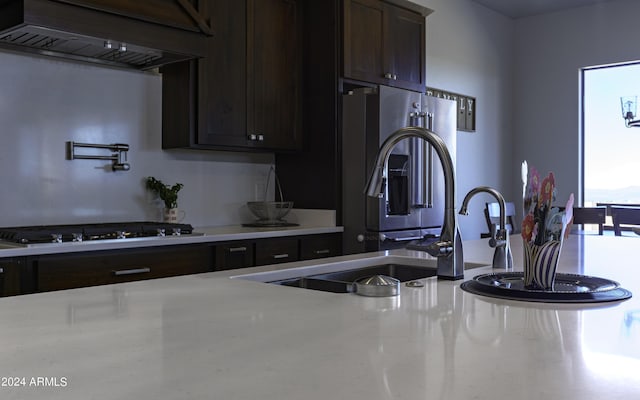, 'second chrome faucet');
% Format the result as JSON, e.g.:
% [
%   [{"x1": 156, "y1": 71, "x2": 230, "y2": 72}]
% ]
[{"x1": 459, "y1": 186, "x2": 514, "y2": 270}]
